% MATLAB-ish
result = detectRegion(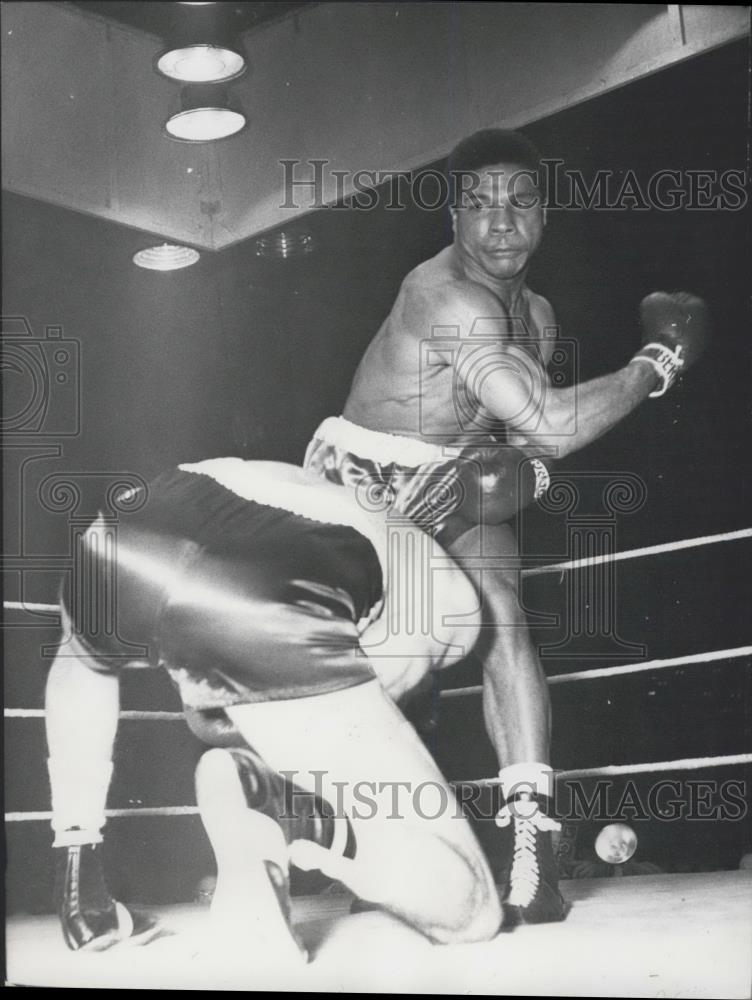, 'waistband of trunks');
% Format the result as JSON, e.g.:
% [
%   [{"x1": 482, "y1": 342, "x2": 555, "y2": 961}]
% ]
[
  {"x1": 309, "y1": 416, "x2": 463, "y2": 468},
  {"x1": 178, "y1": 457, "x2": 392, "y2": 579}
]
